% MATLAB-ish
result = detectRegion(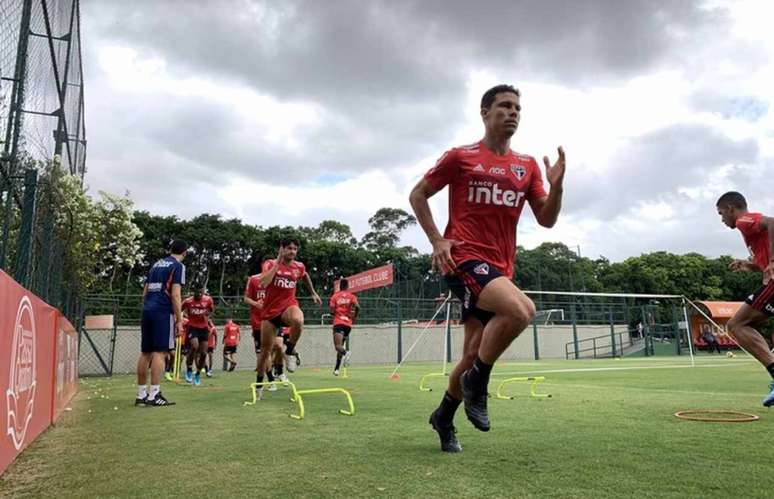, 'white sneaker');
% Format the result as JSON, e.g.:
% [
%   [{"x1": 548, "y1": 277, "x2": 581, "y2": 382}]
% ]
[
  {"x1": 279, "y1": 373, "x2": 289, "y2": 383},
  {"x1": 285, "y1": 353, "x2": 297, "y2": 373},
  {"x1": 343, "y1": 351, "x2": 352, "y2": 367},
  {"x1": 268, "y1": 383, "x2": 278, "y2": 392},
  {"x1": 256, "y1": 387, "x2": 264, "y2": 401},
  {"x1": 333, "y1": 369, "x2": 340, "y2": 376}
]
